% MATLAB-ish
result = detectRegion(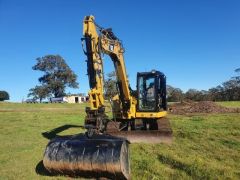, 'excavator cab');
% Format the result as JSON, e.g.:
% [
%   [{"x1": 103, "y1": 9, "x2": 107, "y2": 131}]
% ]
[{"x1": 137, "y1": 70, "x2": 167, "y2": 112}]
